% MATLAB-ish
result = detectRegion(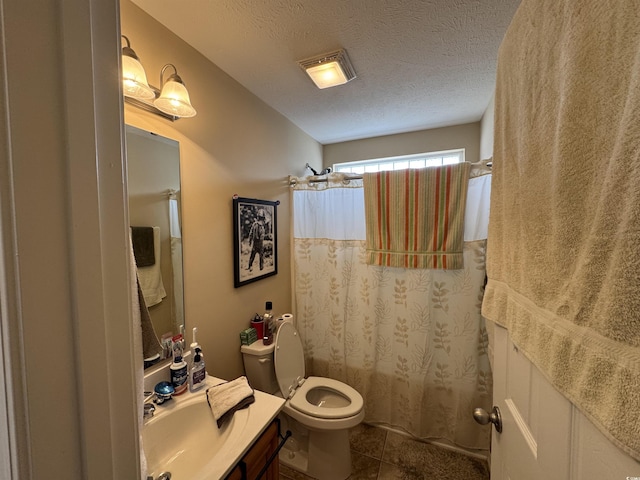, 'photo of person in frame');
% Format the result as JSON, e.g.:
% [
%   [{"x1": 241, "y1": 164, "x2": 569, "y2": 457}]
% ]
[{"x1": 234, "y1": 197, "x2": 277, "y2": 287}]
